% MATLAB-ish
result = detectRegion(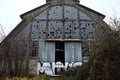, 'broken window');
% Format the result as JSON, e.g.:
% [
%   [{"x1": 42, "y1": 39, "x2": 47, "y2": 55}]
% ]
[
  {"x1": 48, "y1": 21, "x2": 63, "y2": 39},
  {"x1": 80, "y1": 22, "x2": 95, "y2": 39},
  {"x1": 49, "y1": 5, "x2": 62, "y2": 19},
  {"x1": 31, "y1": 21, "x2": 46, "y2": 39},
  {"x1": 64, "y1": 21, "x2": 79, "y2": 39}
]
